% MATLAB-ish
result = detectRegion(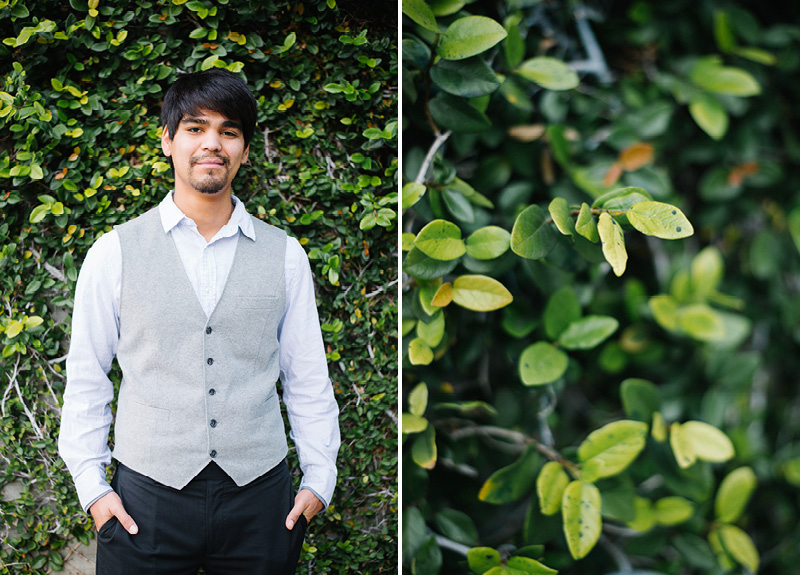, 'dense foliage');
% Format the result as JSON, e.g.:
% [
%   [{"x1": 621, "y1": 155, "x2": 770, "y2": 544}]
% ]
[
  {"x1": 0, "y1": 0, "x2": 397, "y2": 573},
  {"x1": 402, "y1": 1, "x2": 800, "y2": 574}
]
